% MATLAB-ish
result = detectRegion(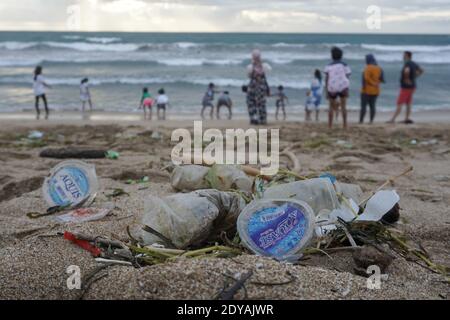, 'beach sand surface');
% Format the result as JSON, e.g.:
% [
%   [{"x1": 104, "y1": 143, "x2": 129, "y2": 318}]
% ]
[{"x1": 0, "y1": 113, "x2": 449, "y2": 300}]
